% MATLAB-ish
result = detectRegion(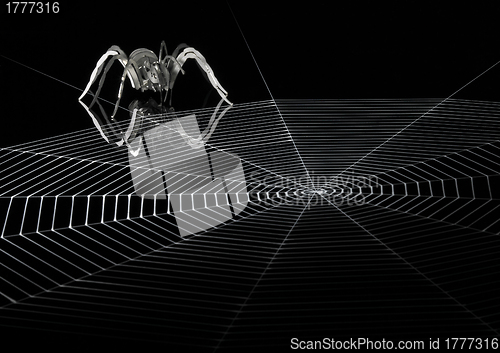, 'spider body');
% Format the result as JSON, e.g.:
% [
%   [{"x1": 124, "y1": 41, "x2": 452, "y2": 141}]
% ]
[
  {"x1": 79, "y1": 41, "x2": 232, "y2": 148},
  {"x1": 128, "y1": 48, "x2": 169, "y2": 93}
]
